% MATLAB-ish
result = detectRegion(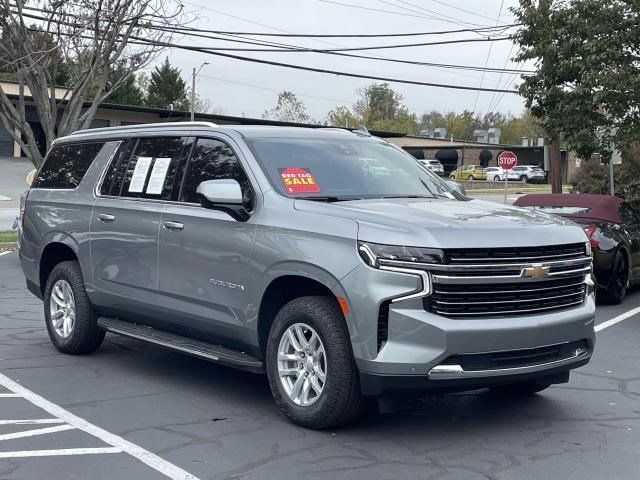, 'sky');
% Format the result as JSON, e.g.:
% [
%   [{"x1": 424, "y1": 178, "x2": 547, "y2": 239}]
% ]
[{"x1": 151, "y1": 0, "x2": 528, "y2": 121}]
